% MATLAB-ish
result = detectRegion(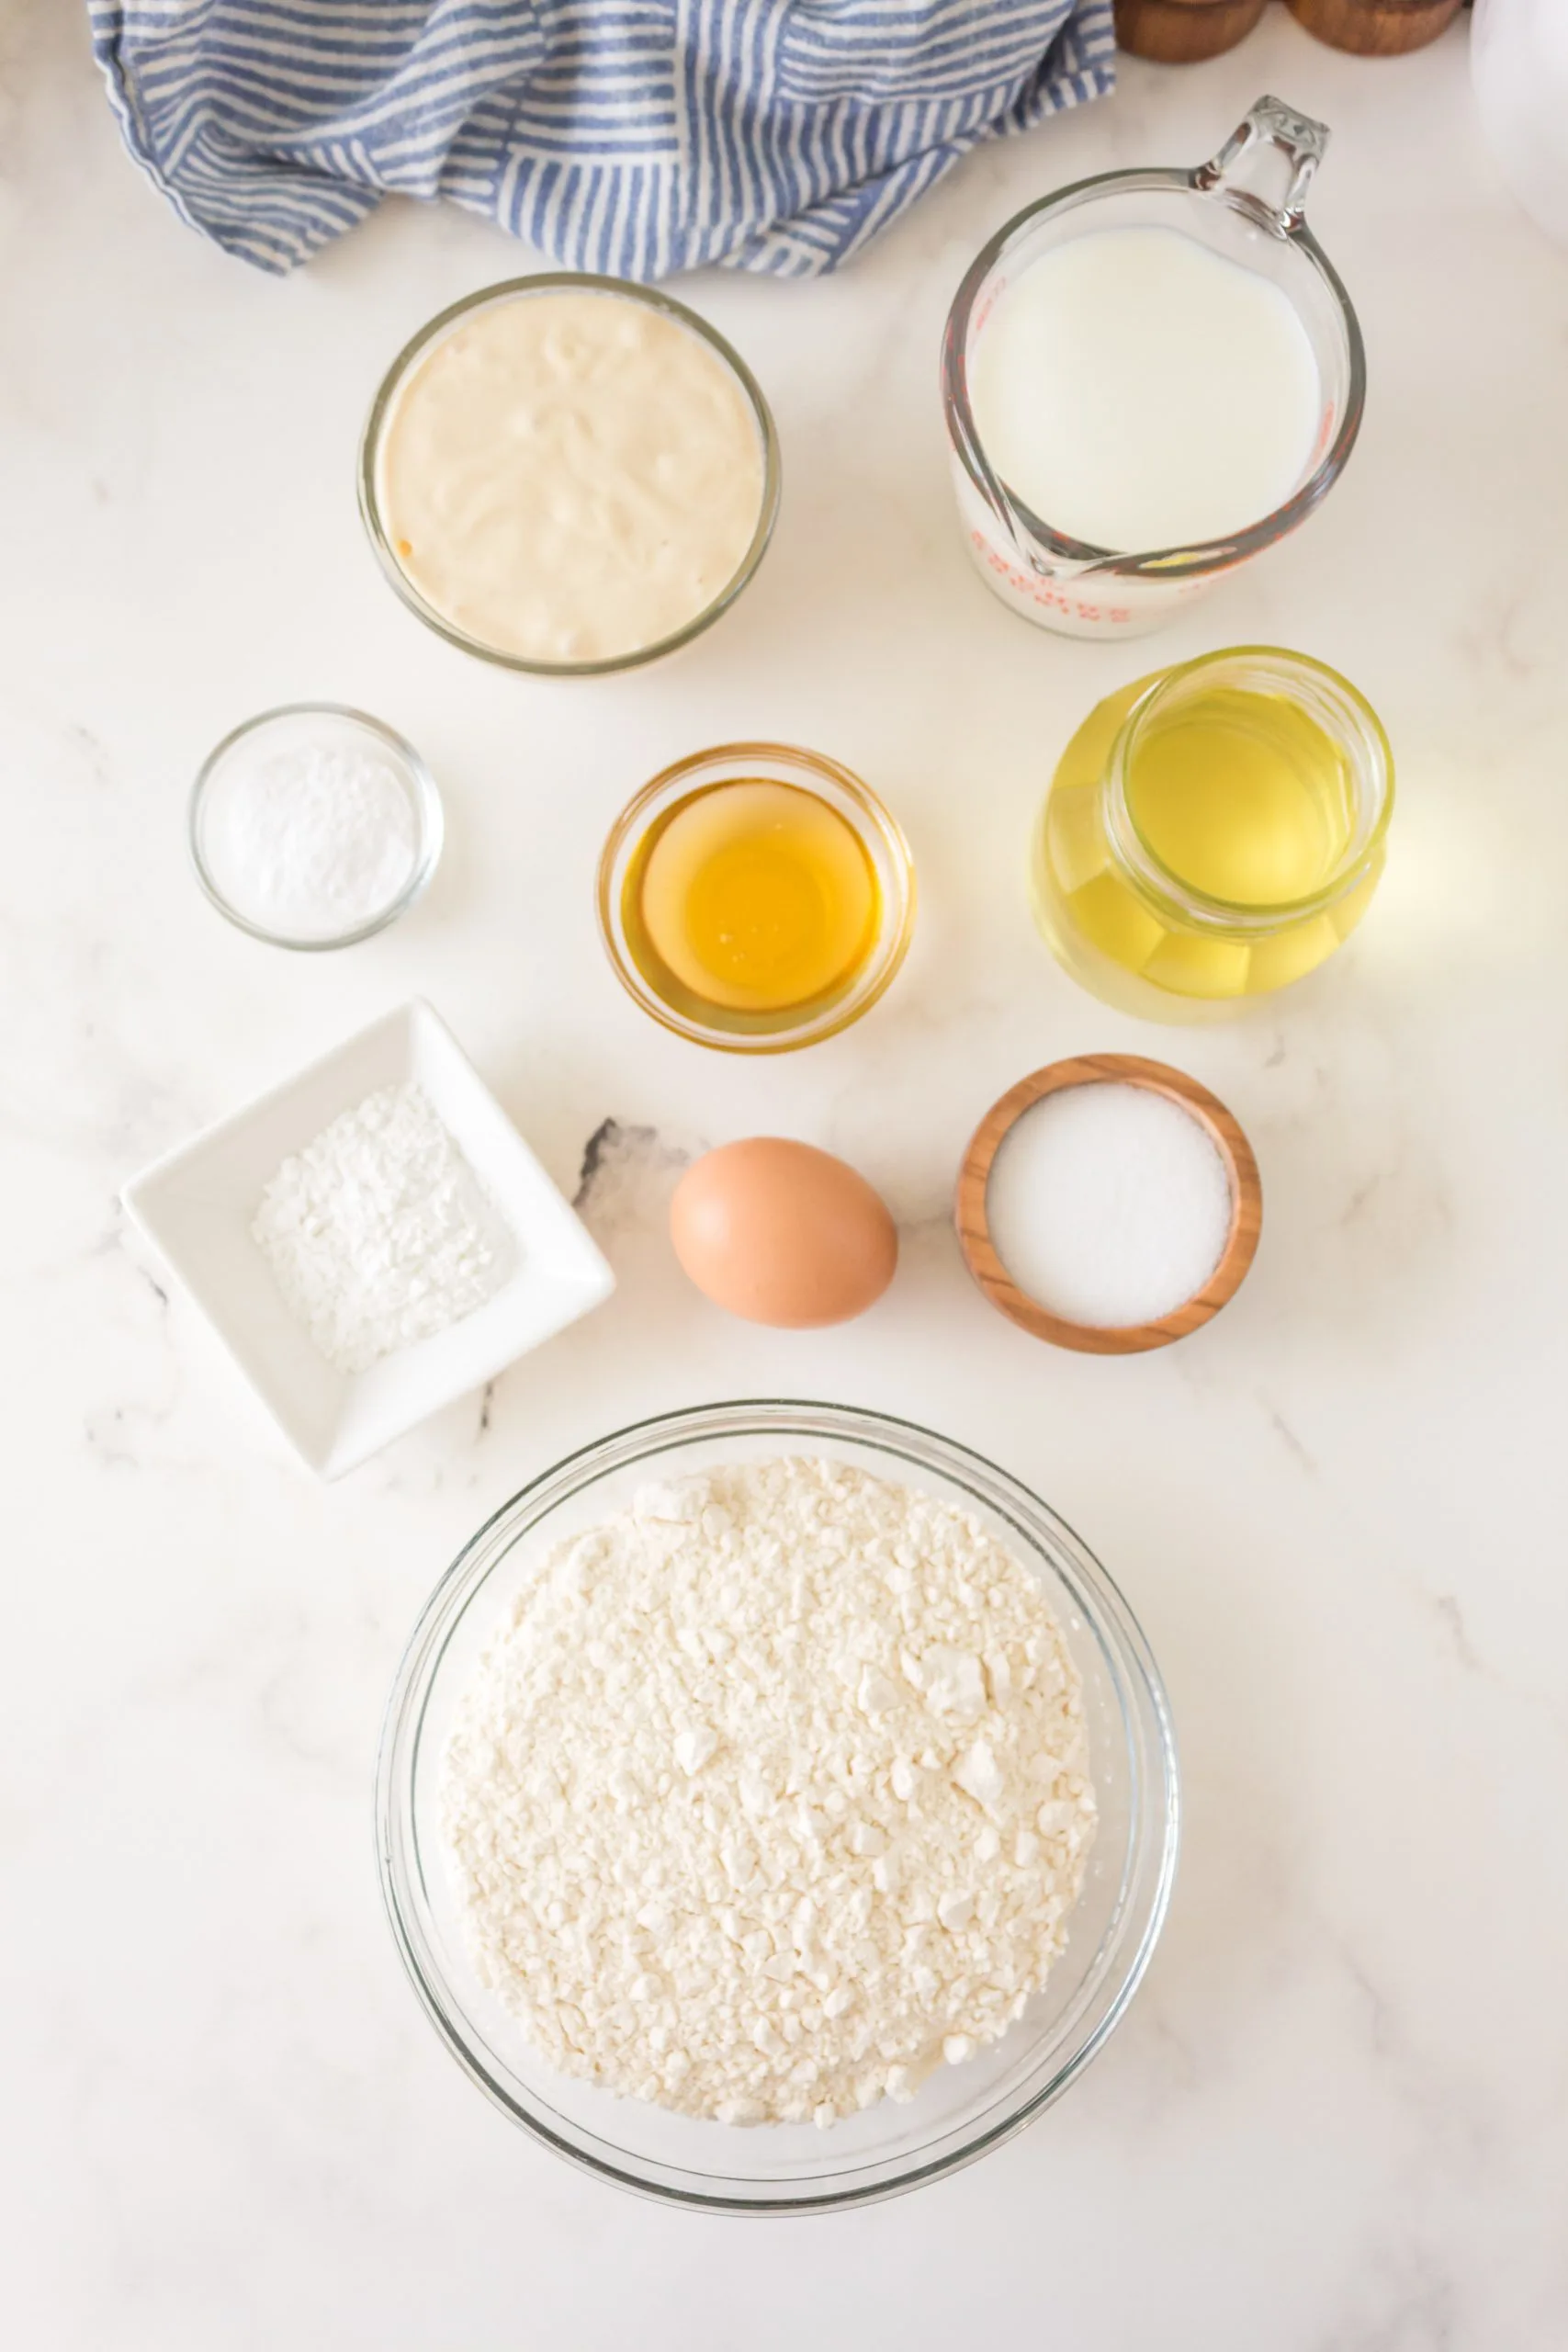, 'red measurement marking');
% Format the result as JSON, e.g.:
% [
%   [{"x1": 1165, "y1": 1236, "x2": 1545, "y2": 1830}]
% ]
[{"x1": 970, "y1": 528, "x2": 1134, "y2": 627}]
